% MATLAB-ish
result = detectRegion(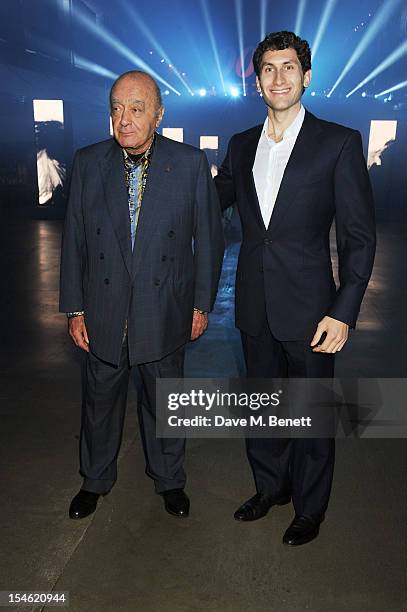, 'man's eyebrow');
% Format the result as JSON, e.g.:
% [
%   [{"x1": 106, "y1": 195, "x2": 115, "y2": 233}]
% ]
[
  {"x1": 111, "y1": 98, "x2": 145, "y2": 105},
  {"x1": 262, "y1": 60, "x2": 296, "y2": 67}
]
